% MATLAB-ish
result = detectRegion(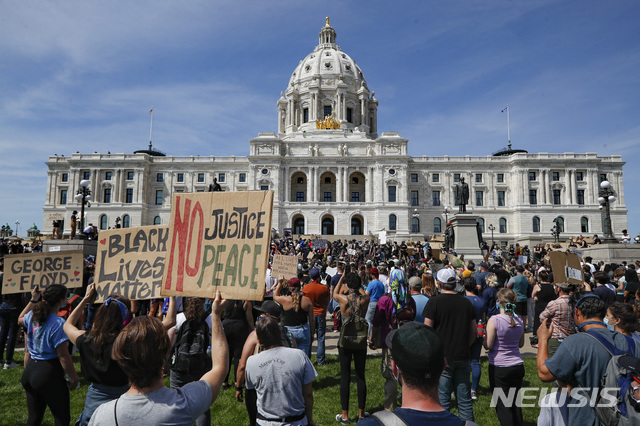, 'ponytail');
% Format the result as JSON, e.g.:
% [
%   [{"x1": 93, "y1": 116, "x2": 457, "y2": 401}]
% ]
[{"x1": 32, "y1": 284, "x2": 67, "y2": 324}]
